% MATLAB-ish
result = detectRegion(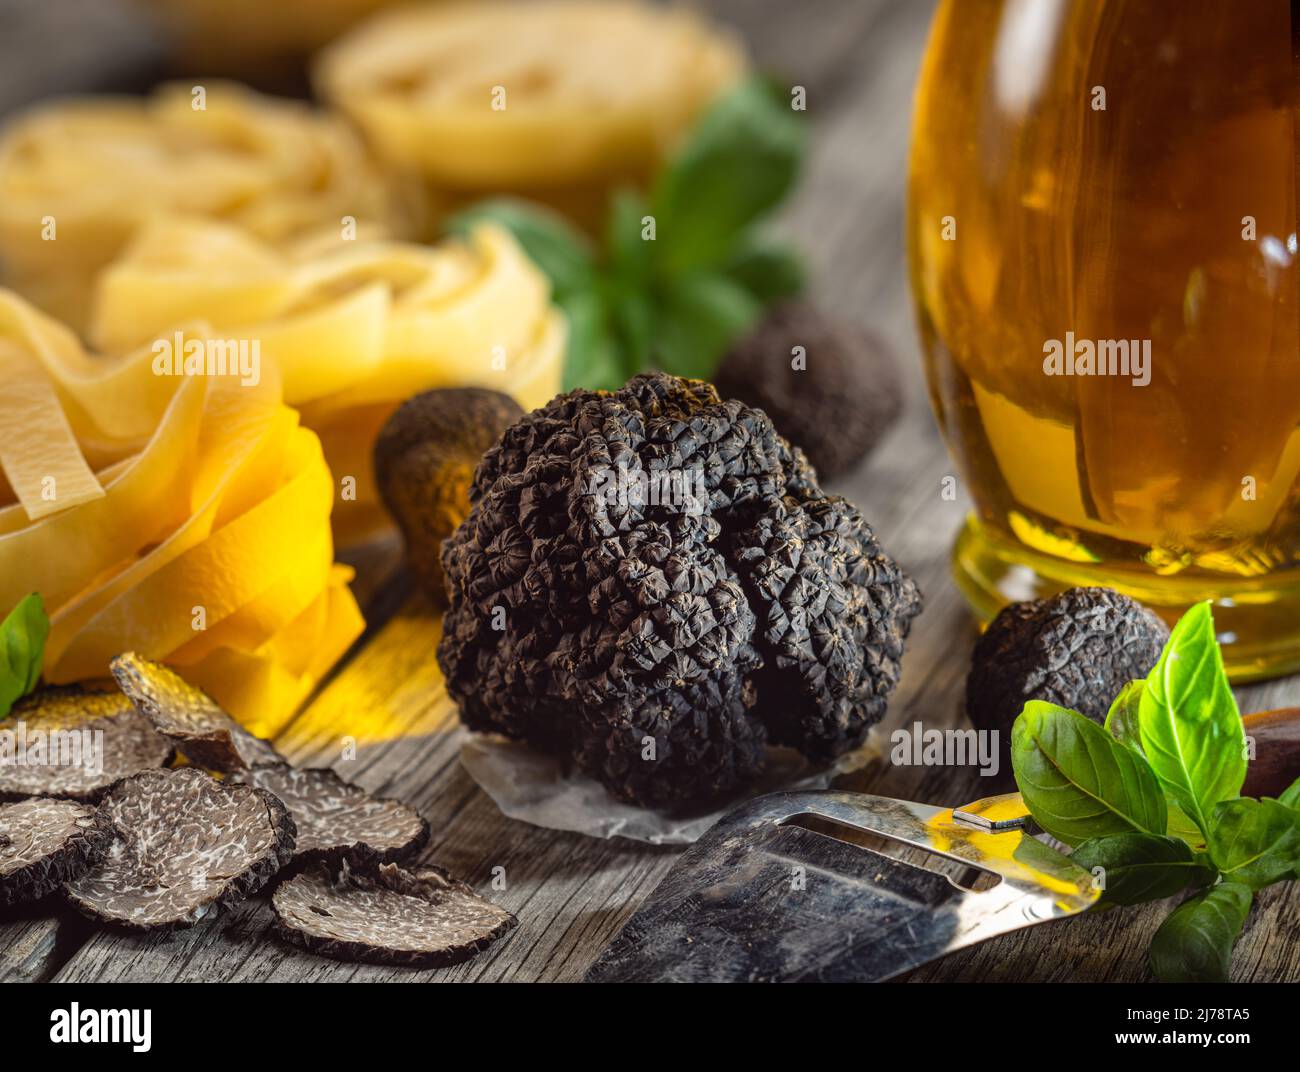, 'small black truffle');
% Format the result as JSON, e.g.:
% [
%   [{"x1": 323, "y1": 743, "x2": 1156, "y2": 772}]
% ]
[
  {"x1": 966, "y1": 587, "x2": 1170, "y2": 778},
  {"x1": 0, "y1": 797, "x2": 112, "y2": 909},
  {"x1": 438, "y1": 372, "x2": 921, "y2": 808},
  {"x1": 374, "y1": 387, "x2": 525, "y2": 605},
  {"x1": 110, "y1": 652, "x2": 282, "y2": 773},
  {"x1": 272, "y1": 859, "x2": 516, "y2": 969},
  {"x1": 228, "y1": 764, "x2": 429, "y2": 868},
  {"x1": 64, "y1": 768, "x2": 296, "y2": 931},
  {"x1": 713, "y1": 302, "x2": 903, "y2": 481},
  {"x1": 0, "y1": 687, "x2": 172, "y2": 802}
]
